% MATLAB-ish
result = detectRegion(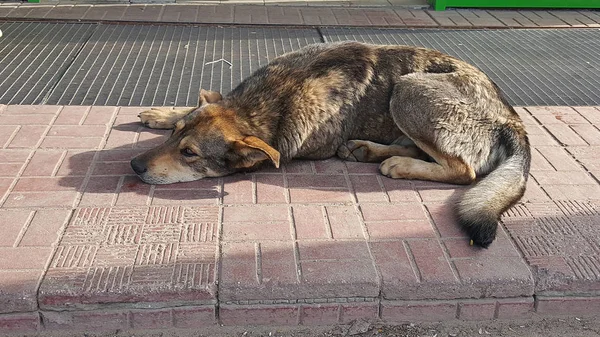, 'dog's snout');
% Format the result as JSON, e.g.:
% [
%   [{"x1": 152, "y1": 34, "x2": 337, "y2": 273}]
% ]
[{"x1": 130, "y1": 158, "x2": 148, "y2": 175}]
